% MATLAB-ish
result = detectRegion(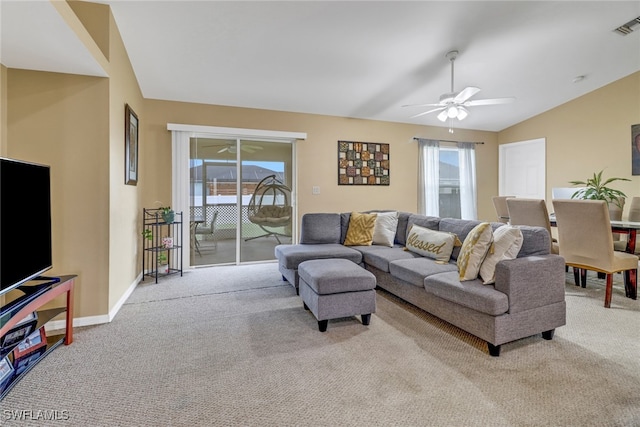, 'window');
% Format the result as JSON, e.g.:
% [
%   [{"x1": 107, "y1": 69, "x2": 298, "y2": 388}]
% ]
[
  {"x1": 418, "y1": 139, "x2": 477, "y2": 220},
  {"x1": 439, "y1": 147, "x2": 461, "y2": 218}
]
